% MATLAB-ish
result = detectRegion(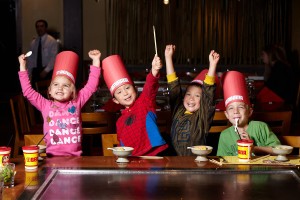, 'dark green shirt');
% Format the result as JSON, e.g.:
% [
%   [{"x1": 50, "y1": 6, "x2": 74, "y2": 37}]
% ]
[{"x1": 168, "y1": 79, "x2": 216, "y2": 156}]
